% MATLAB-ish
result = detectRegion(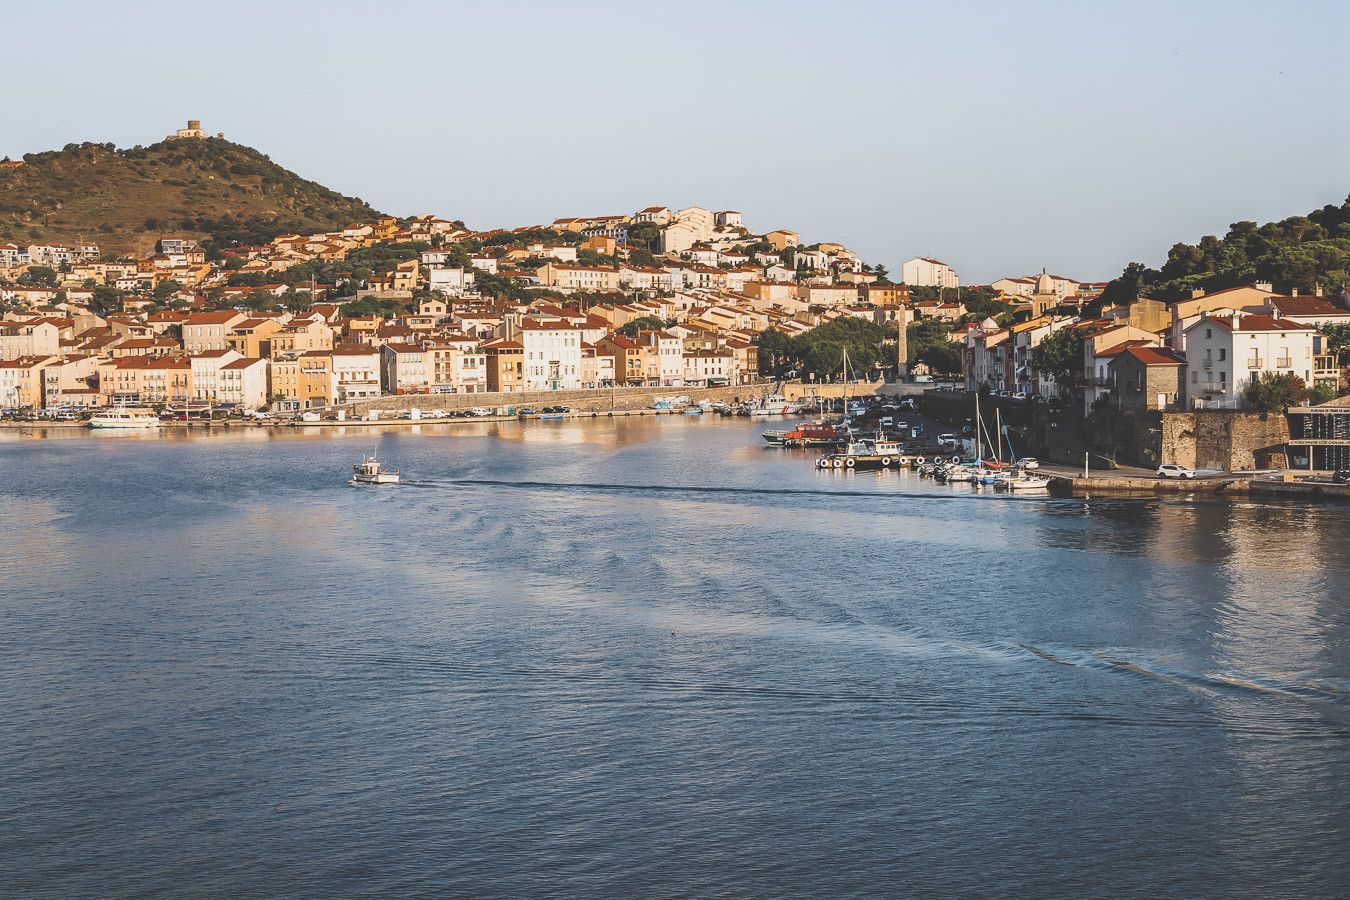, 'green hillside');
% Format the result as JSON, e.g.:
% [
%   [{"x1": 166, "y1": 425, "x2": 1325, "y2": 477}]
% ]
[
  {"x1": 1102, "y1": 196, "x2": 1350, "y2": 305},
  {"x1": 0, "y1": 138, "x2": 383, "y2": 258}
]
